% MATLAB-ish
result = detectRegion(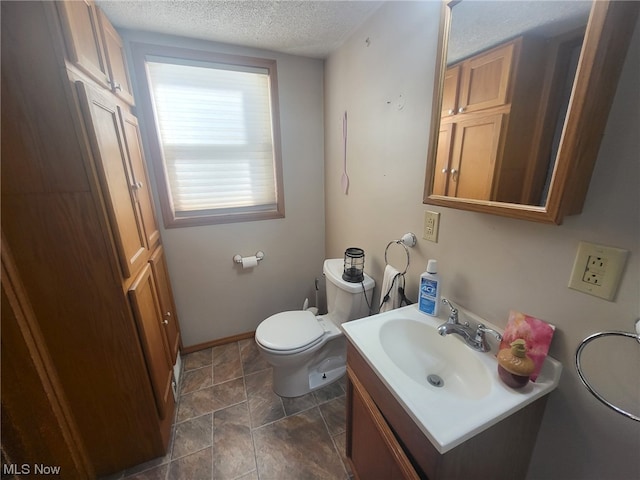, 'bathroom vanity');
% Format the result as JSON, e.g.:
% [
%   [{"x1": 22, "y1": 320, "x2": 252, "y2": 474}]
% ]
[{"x1": 343, "y1": 305, "x2": 562, "y2": 479}]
